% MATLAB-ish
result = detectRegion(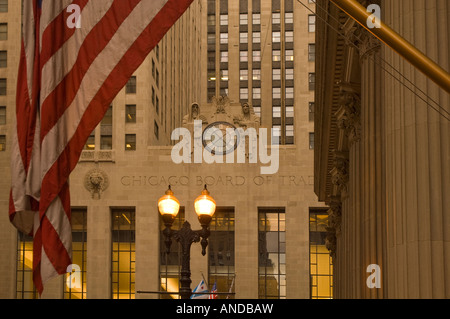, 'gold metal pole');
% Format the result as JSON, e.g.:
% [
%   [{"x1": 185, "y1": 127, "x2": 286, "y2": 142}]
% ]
[{"x1": 330, "y1": 0, "x2": 450, "y2": 93}]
